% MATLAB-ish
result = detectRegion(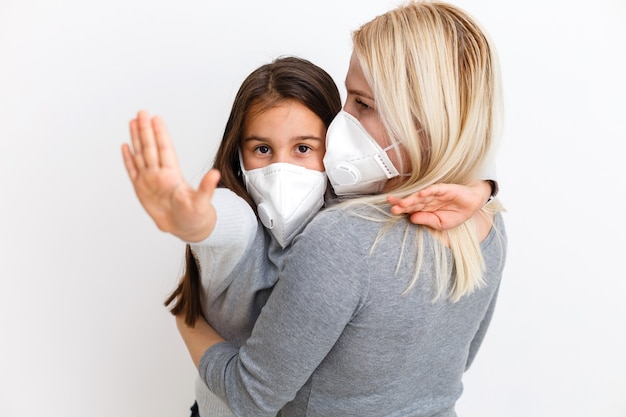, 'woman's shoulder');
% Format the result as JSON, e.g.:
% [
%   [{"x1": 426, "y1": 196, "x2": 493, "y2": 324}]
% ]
[
  {"x1": 301, "y1": 203, "x2": 396, "y2": 244},
  {"x1": 479, "y1": 211, "x2": 507, "y2": 252},
  {"x1": 311, "y1": 203, "x2": 384, "y2": 225}
]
